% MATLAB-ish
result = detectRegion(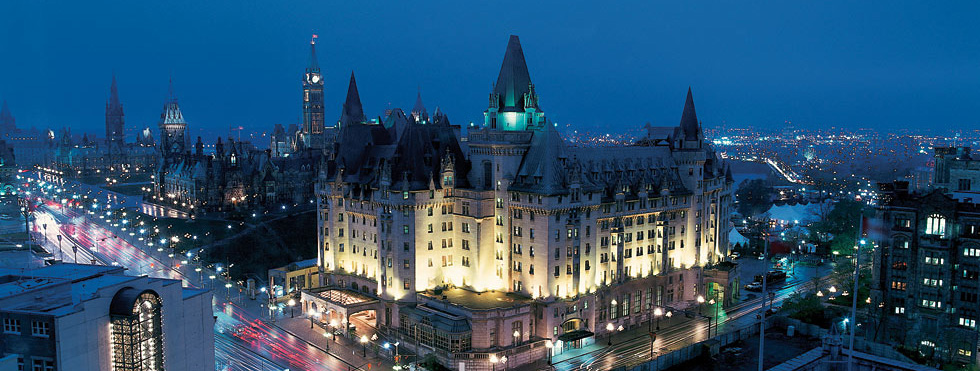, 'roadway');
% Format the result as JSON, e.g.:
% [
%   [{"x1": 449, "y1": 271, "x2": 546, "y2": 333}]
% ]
[
  {"x1": 20, "y1": 176, "x2": 379, "y2": 371},
  {"x1": 556, "y1": 262, "x2": 832, "y2": 371}
]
